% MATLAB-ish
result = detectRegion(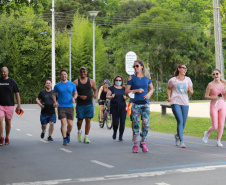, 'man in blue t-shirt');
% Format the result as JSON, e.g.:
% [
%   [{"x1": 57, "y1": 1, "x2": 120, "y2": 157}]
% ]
[{"x1": 52, "y1": 69, "x2": 77, "y2": 146}]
